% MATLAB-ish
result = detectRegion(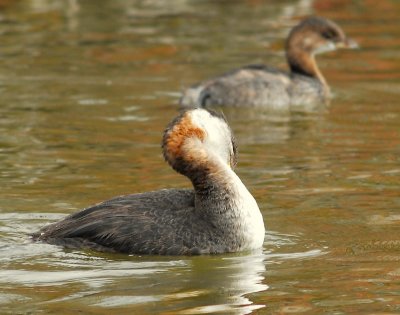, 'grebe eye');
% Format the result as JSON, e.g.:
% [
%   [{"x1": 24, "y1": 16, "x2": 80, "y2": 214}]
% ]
[{"x1": 322, "y1": 30, "x2": 337, "y2": 40}]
